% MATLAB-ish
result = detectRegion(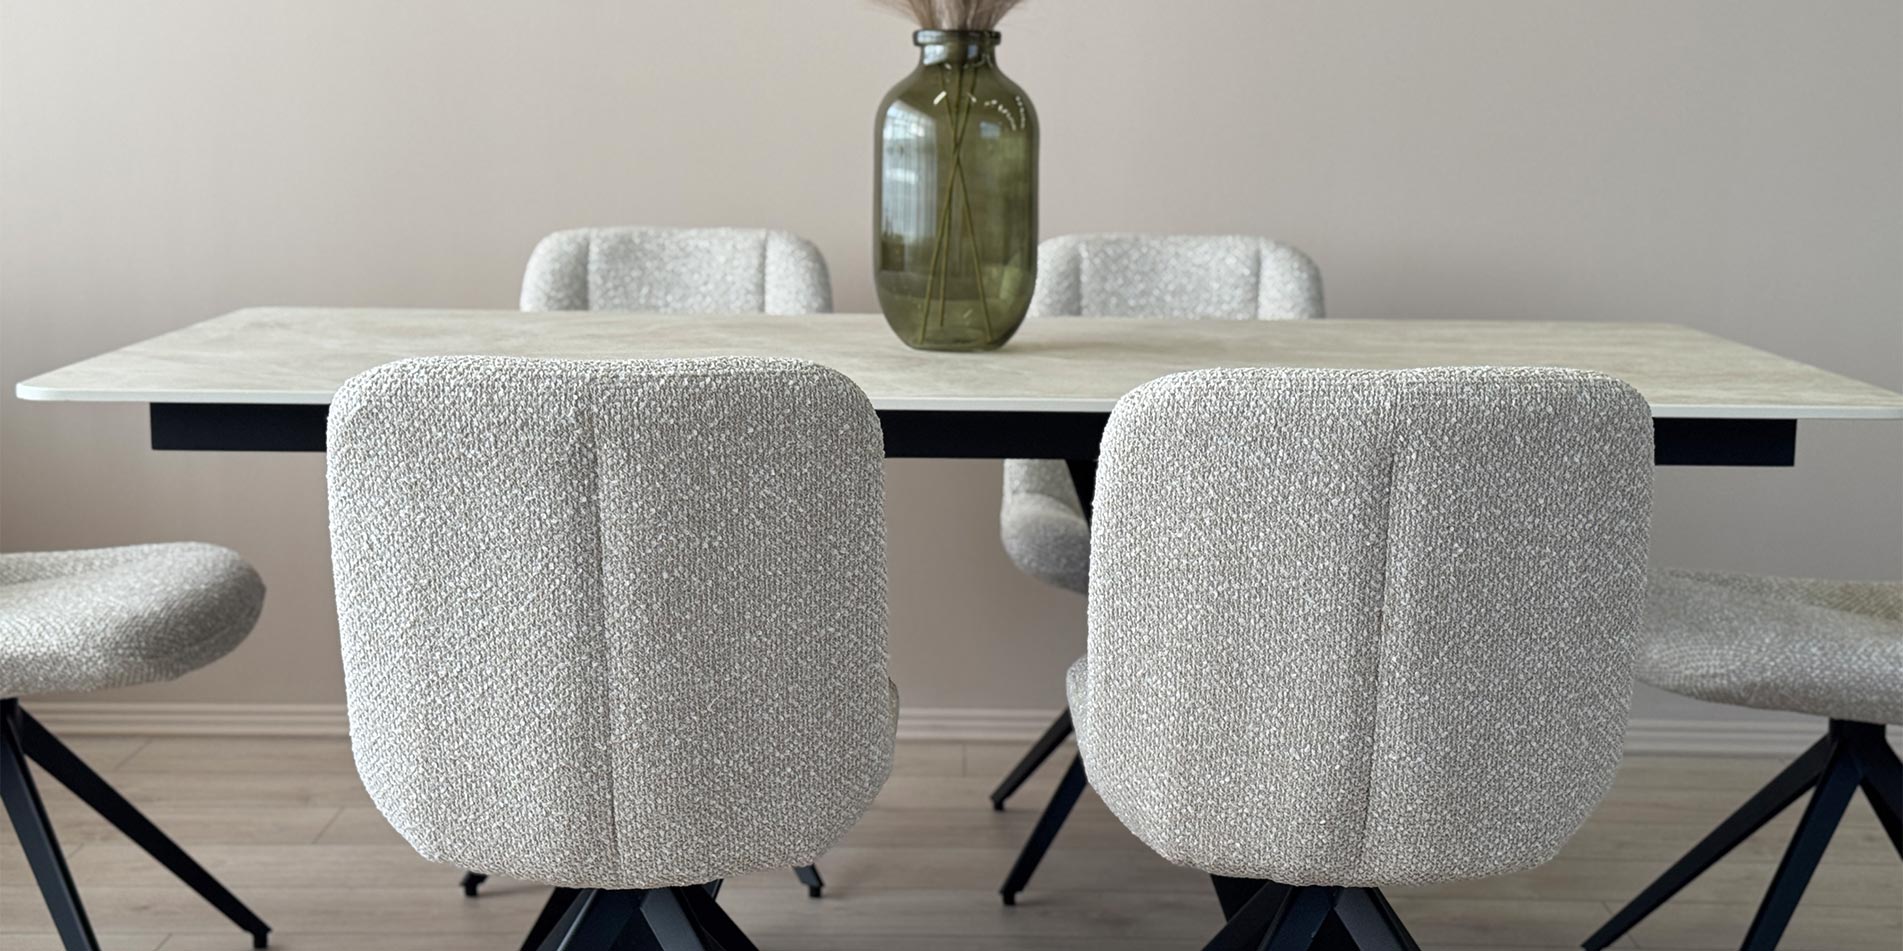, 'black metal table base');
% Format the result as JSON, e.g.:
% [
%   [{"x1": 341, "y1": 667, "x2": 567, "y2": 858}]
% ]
[
  {"x1": 0, "y1": 697, "x2": 272, "y2": 950},
  {"x1": 1585, "y1": 719, "x2": 1901, "y2": 951}
]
